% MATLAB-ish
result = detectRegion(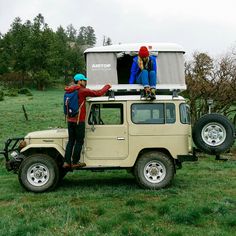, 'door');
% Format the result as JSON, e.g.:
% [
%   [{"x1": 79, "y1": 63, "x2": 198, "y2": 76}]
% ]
[{"x1": 85, "y1": 102, "x2": 128, "y2": 160}]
